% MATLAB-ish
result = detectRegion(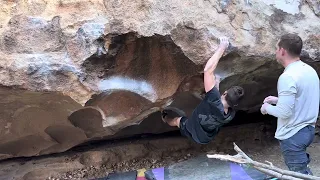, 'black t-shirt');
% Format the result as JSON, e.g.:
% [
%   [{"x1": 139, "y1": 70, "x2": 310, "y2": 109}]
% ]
[{"x1": 180, "y1": 86, "x2": 235, "y2": 144}]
